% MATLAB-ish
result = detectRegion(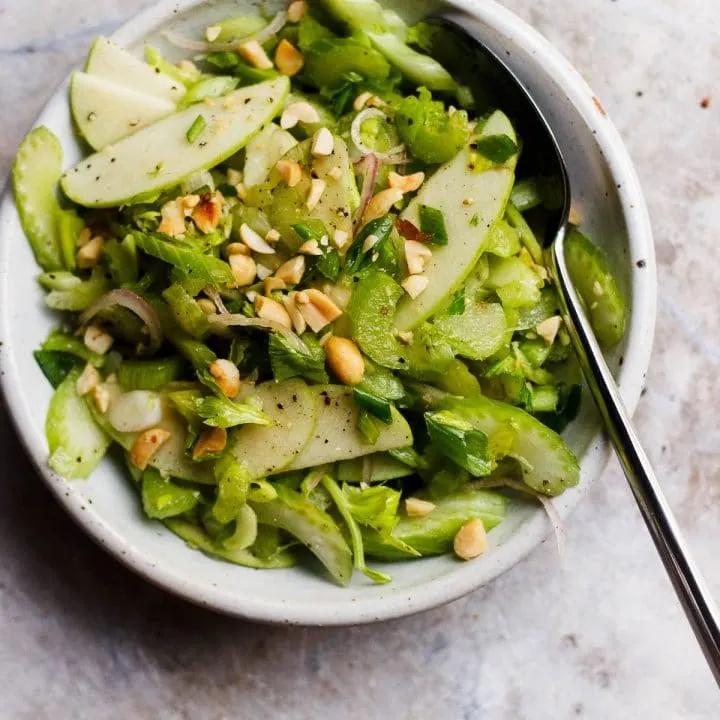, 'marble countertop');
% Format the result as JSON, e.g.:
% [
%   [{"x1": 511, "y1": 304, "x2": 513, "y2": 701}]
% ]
[{"x1": 1, "y1": 0, "x2": 719, "y2": 717}]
